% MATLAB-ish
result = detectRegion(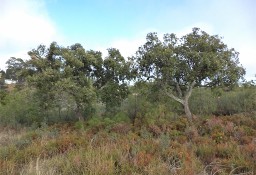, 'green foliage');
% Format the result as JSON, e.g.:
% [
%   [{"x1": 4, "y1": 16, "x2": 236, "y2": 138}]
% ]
[
  {"x1": 133, "y1": 27, "x2": 245, "y2": 119},
  {"x1": 0, "y1": 70, "x2": 5, "y2": 86},
  {"x1": 189, "y1": 86, "x2": 256, "y2": 116},
  {"x1": 86, "y1": 117, "x2": 103, "y2": 128},
  {"x1": 1, "y1": 29, "x2": 251, "y2": 126},
  {"x1": 74, "y1": 121, "x2": 85, "y2": 131},
  {"x1": 0, "y1": 89, "x2": 8, "y2": 105},
  {"x1": 189, "y1": 88, "x2": 217, "y2": 115},
  {"x1": 86, "y1": 112, "x2": 131, "y2": 132},
  {"x1": 24, "y1": 42, "x2": 97, "y2": 120},
  {"x1": 0, "y1": 88, "x2": 43, "y2": 126},
  {"x1": 196, "y1": 144, "x2": 216, "y2": 164},
  {"x1": 98, "y1": 48, "x2": 131, "y2": 113},
  {"x1": 121, "y1": 82, "x2": 182, "y2": 126},
  {"x1": 5, "y1": 57, "x2": 26, "y2": 83},
  {"x1": 100, "y1": 81, "x2": 129, "y2": 114},
  {"x1": 215, "y1": 87, "x2": 256, "y2": 115},
  {"x1": 112, "y1": 112, "x2": 131, "y2": 123}
]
